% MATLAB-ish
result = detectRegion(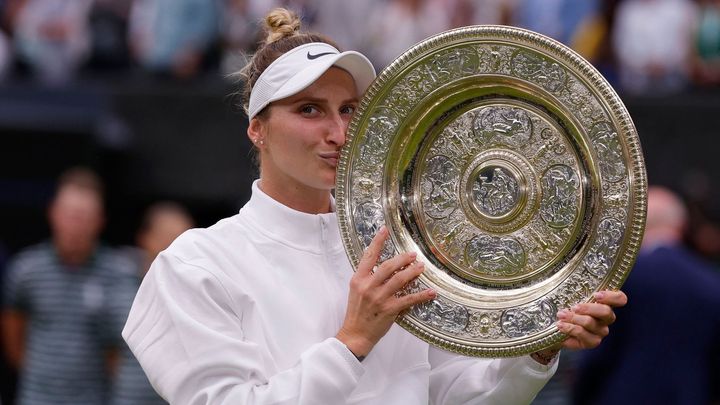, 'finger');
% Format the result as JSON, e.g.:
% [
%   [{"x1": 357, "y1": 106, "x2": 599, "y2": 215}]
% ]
[
  {"x1": 373, "y1": 252, "x2": 418, "y2": 286},
  {"x1": 571, "y1": 302, "x2": 616, "y2": 326},
  {"x1": 557, "y1": 309, "x2": 609, "y2": 337},
  {"x1": 392, "y1": 288, "x2": 436, "y2": 313},
  {"x1": 357, "y1": 226, "x2": 389, "y2": 277},
  {"x1": 593, "y1": 290, "x2": 628, "y2": 308},
  {"x1": 557, "y1": 320, "x2": 604, "y2": 350},
  {"x1": 381, "y1": 261, "x2": 425, "y2": 296}
]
